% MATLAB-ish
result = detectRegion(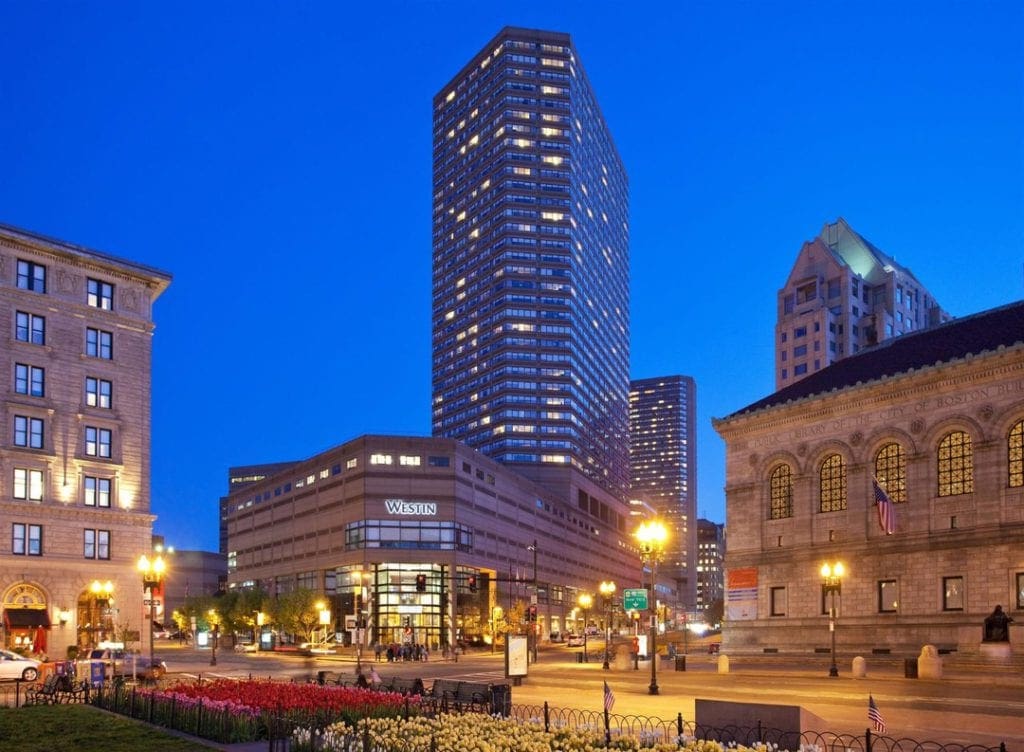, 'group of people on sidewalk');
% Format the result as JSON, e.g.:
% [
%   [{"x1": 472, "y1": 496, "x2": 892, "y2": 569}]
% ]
[{"x1": 375, "y1": 642, "x2": 430, "y2": 662}]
